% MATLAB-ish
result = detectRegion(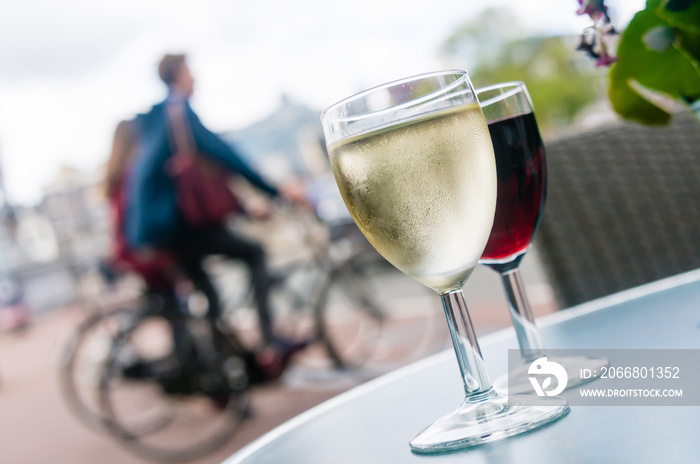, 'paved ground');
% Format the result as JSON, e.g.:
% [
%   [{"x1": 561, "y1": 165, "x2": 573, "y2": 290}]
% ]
[{"x1": 0, "y1": 255, "x2": 556, "y2": 464}]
